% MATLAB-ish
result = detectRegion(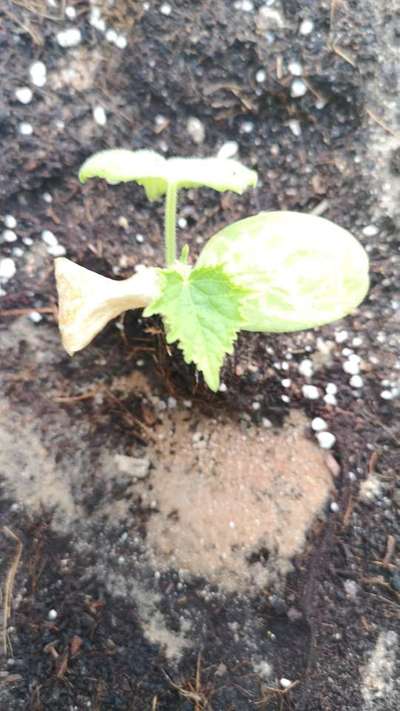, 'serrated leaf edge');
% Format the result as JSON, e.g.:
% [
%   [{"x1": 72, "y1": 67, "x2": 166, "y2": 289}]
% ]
[{"x1": 144, "y1": 265, "x2": 247, "y2": 390}]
